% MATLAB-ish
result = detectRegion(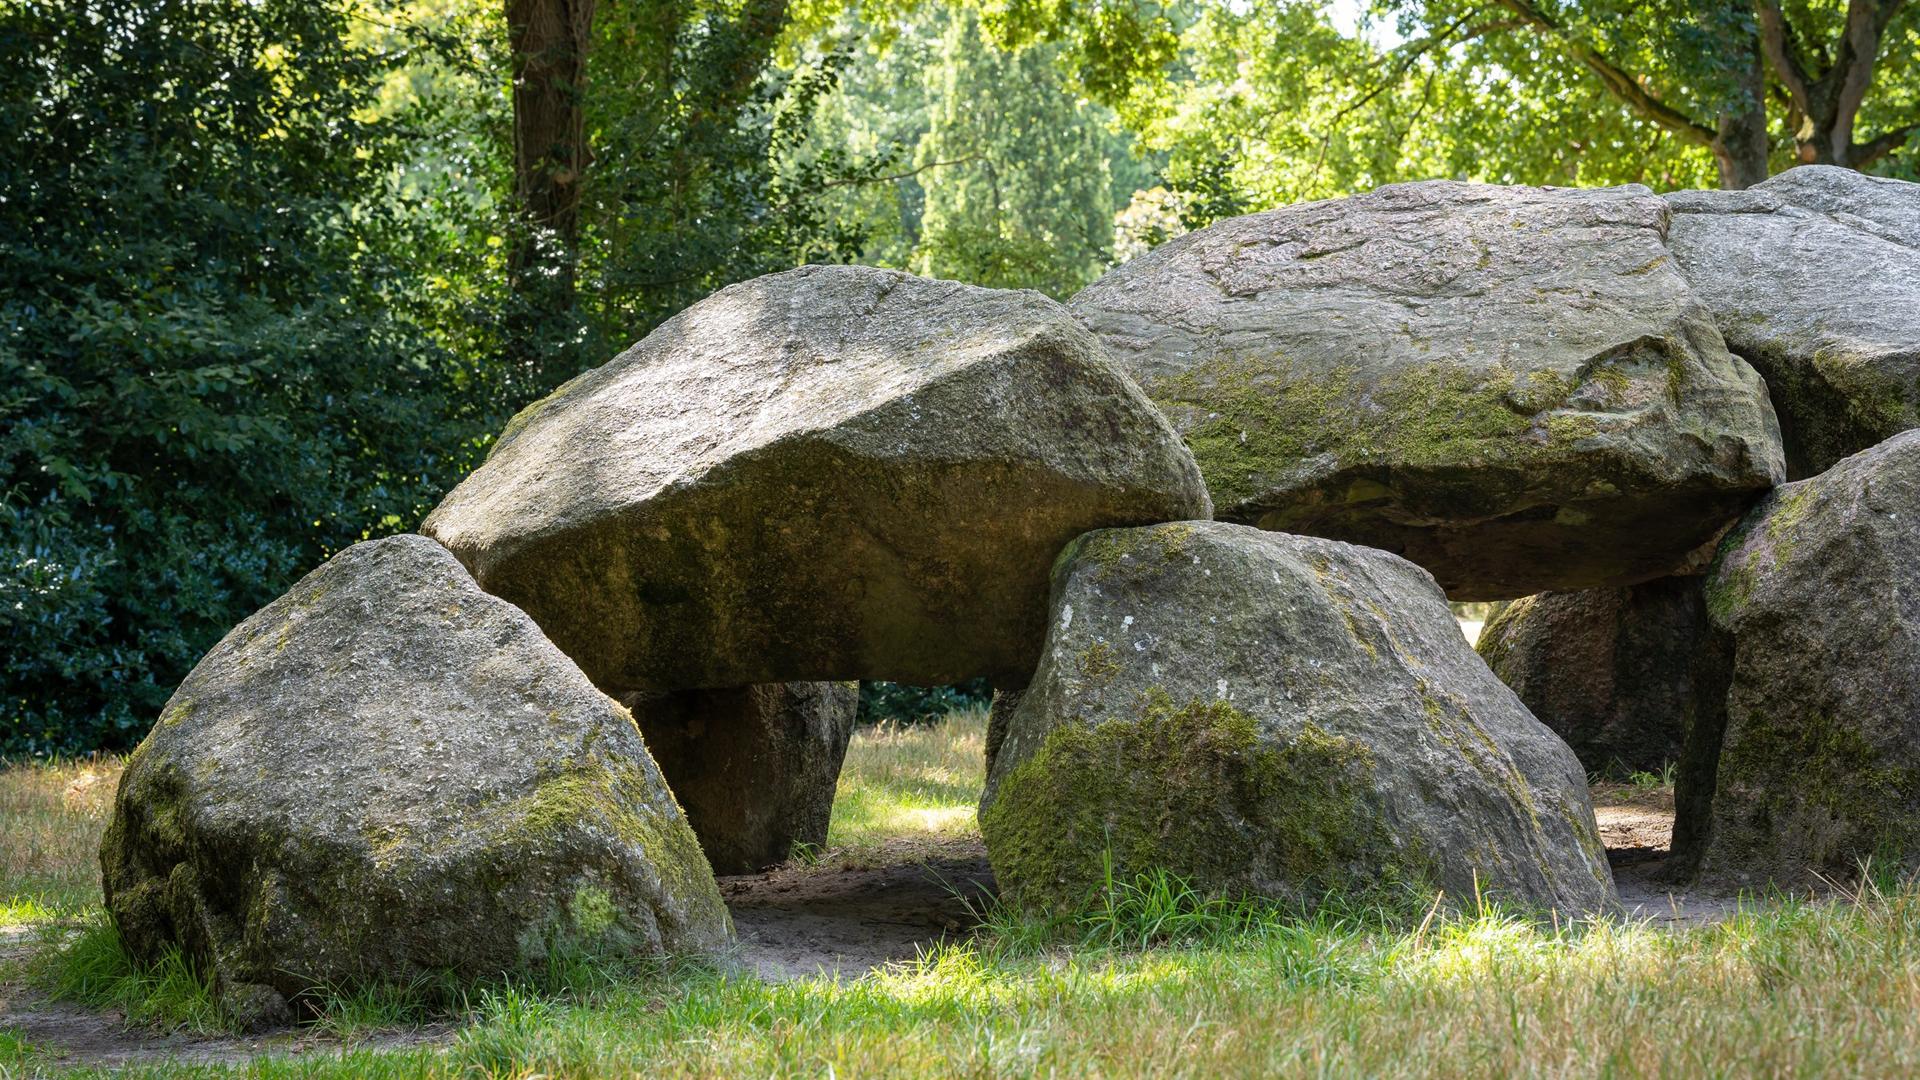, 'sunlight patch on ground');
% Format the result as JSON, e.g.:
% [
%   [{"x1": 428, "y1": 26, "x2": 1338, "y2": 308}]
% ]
[{"x1": 826, "y1": 710, "x2": 987, "y2": 856}]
